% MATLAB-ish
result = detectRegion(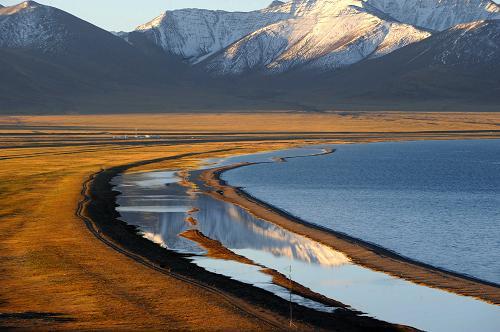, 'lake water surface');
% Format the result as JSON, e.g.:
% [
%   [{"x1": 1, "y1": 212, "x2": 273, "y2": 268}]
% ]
[
  {"x1": 112, "y1": 140, "x2": 500, "y2": 331},
  {"x1": 223, "y1": 140, "x2": 500, "y2": 284}
]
